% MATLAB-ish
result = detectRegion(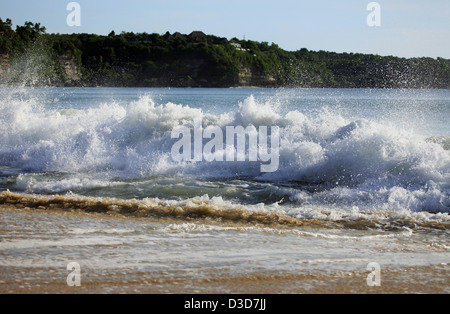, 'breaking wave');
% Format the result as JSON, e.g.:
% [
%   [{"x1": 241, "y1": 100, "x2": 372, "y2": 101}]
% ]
[
  {"x1": 0, "y1": 88, "x2": 449, "y2": 214},
  {"x1": 1, "y1": 190, "x2": 449, "y2": 231}
]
